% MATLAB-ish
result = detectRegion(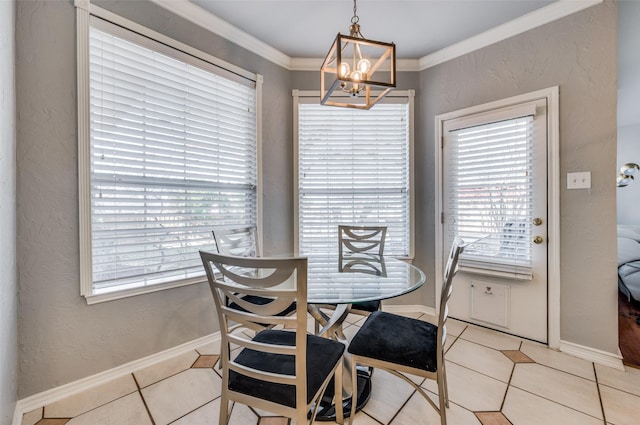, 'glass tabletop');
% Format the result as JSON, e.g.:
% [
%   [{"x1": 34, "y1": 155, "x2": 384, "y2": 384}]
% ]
[{"x1": 306, "y1": 254, "x2": 426, "y2": 304}]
